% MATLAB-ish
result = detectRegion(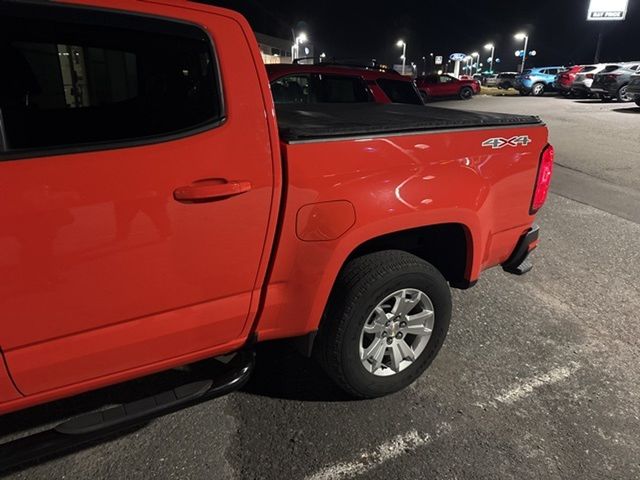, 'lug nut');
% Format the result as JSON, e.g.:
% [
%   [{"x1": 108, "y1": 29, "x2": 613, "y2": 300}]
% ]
[
  {"x1": 400, "y1": 322, "x2": 407, "y2": 328},
  {"x1": 387, "y1": 338, "x2": 394, "y2": 345},
  {"x1": 382, "y1": 332, "x2": 388, "y2": 338},
  {"x1": 396, "y1": 333, "x2": 403, "y2": 339},
  {"x1": 385, "y1": 320, "x2": 392, "y2": 327}
]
